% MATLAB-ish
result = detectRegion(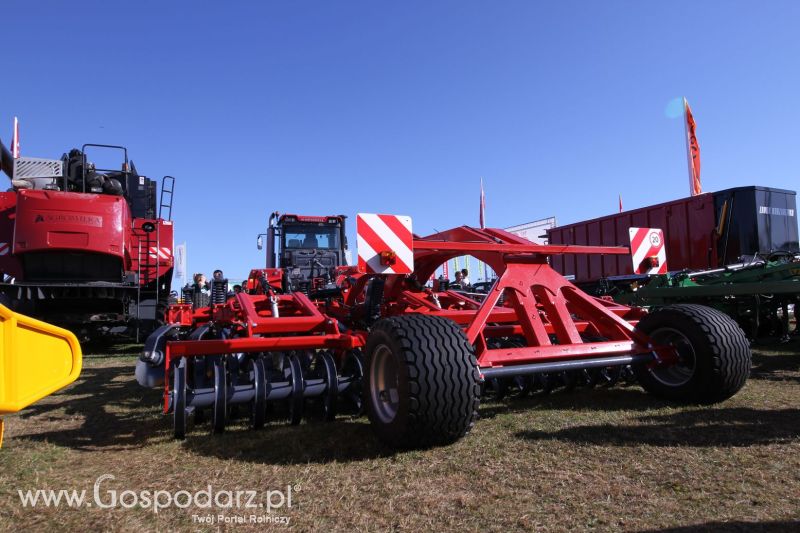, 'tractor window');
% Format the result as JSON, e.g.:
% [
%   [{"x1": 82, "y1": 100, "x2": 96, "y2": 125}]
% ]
[{"x1": 283, "y1": 225, "x2": 340, "y2": 250}]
